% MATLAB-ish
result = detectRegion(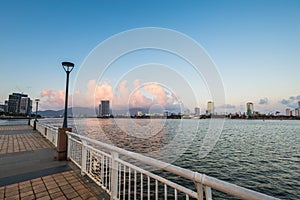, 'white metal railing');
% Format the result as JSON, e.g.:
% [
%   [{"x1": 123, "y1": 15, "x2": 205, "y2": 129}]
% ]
[
  {"x1": 66, "y1": 131, "x2": 278, "y2": 200},
  {"x1": 30, "y1": 119, "x2": 34, "y2": 127},
  {"x1": 30, "y1": 120, "x2": 277, "y2": 200},
  {"x1": 32, "y1": 120, "x2": 58, "y2": 147}
]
